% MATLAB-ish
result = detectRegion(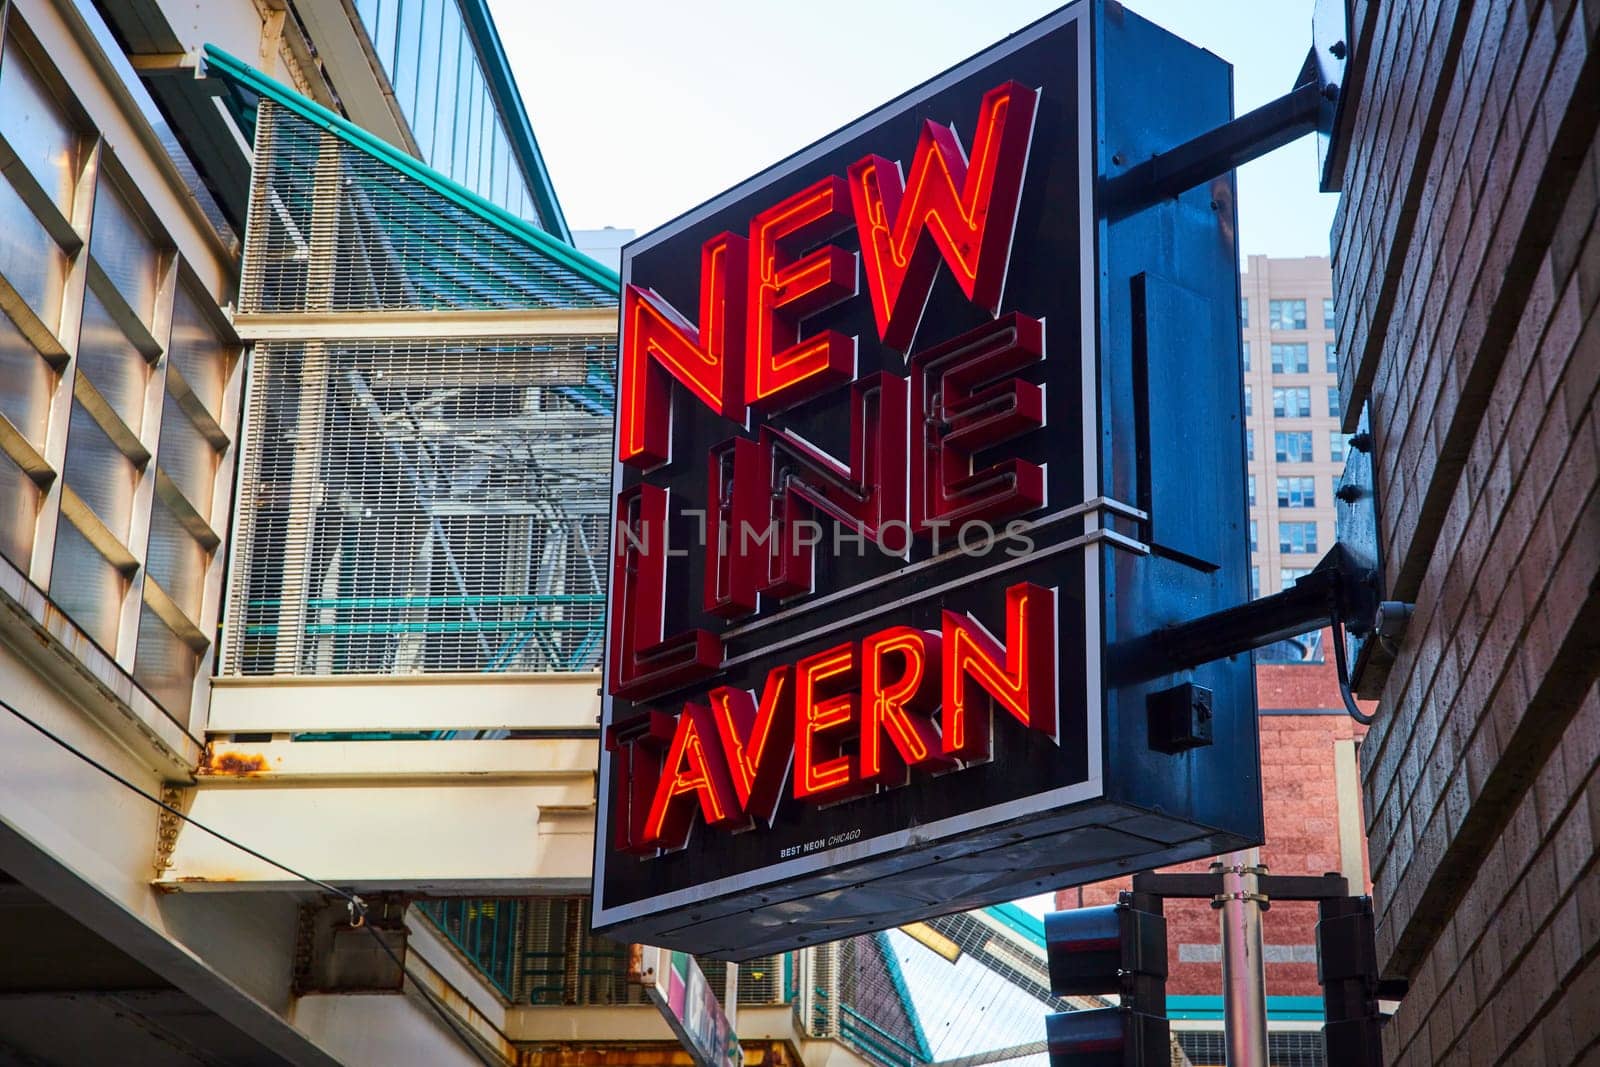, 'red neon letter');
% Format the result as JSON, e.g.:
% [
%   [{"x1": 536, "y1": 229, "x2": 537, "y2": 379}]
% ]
[
  {"x1": 708, "y1": 666, "x2": 794, "y2": 826},
  {"x1": 746, "y1": 176, "x2": 857, "y2": 412},
  {"x1": 794, "y1": 642, "x2": 865, "y2": 803},
  {"x1": 708, "y1": 372, "x2": 908, "y2": 612},
  {"x1": 608, "y1": 484, "x2": 721, "y2": 700},
  {"x1": 860, "y1": 627, "x2": 953, "y2": 788},
  {"x1": 605, "y1": 710, "x2": 676, "y2": 854},
  {"x1": 941, "y1": 582, "x2": 1057, "y2": 762},
  {"x1": 619, "y1": 231, "x2": 748, "y2": 468},
  {"x1": 848, "y1": 81, "x2": 1038, "y2": 351},
  {"x1": 704, "y1": 437, "x2": 767, "y2": 618},
  {"x1": 640, "y1": 703, "x2": 744, "y2": 851},
  {"x1": 911, "y1": 313, "x2": 1046, "y2": 532},
  {"x1": 636, "y1": 710, "x2": 742, "y2": 851}
]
